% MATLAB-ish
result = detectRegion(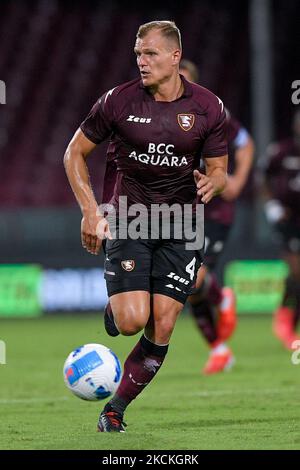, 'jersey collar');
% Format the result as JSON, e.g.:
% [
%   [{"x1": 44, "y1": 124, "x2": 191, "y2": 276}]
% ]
[{"x1": 139, "y1": 74, "x2": 193, "y2": 101}]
